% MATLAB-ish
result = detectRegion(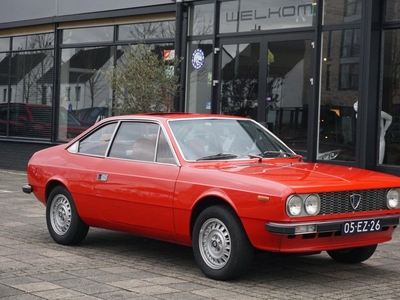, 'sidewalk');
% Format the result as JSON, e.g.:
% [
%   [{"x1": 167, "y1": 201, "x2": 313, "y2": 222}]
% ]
[{"x1": 1, "y1": 169, "x2": 400, "y2": 299}]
